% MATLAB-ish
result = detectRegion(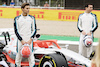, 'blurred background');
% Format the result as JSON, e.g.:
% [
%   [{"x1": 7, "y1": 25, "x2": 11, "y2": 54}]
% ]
[{"x1": 0, "y1": 0, "x2": 100, "y2": 9}]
